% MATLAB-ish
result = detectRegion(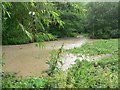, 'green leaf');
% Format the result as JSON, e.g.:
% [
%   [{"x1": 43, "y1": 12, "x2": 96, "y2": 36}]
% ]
[{"x1": 19, "y1": 23, "x2": 33, "y2": 41}]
